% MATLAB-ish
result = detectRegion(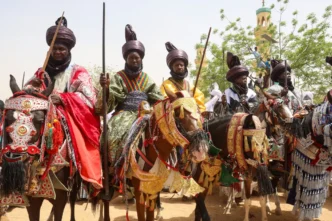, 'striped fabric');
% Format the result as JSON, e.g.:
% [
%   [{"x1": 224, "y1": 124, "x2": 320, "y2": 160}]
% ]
[{"x1": 117, "y1": 71, "x2": 148, "y2": 92}]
